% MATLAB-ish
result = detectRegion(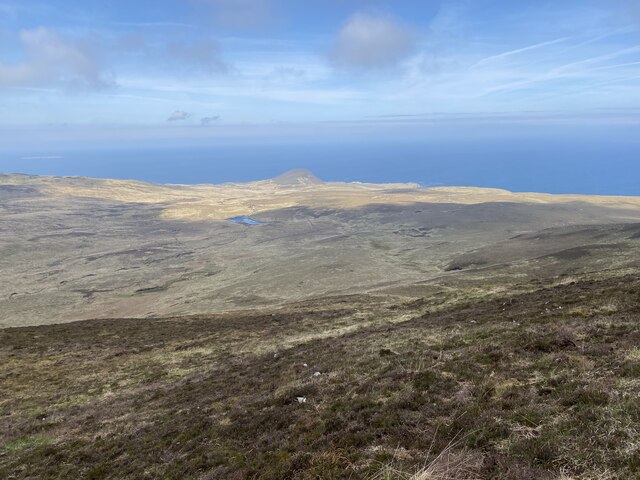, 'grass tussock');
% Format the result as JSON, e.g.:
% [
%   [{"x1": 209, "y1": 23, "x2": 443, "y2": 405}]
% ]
[{"x1": 371, "y1": 437, "x2": 483, "y2": 480}]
